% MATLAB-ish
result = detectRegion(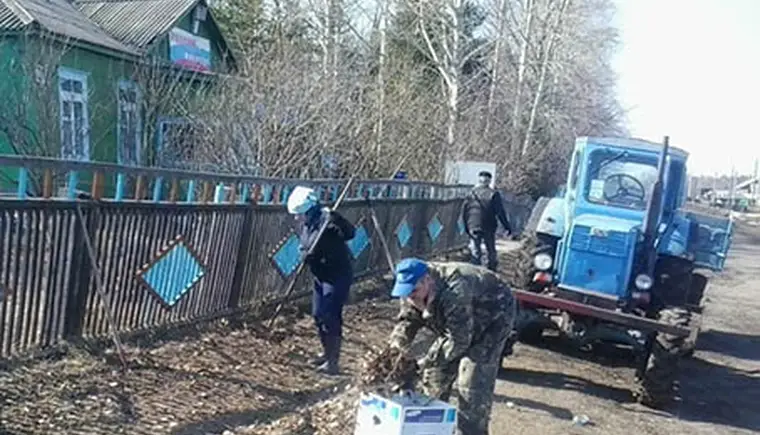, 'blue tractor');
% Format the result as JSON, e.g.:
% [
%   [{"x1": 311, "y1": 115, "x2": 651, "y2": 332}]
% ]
[{"x1": 503, "y1": 136, "x2": 733, "y2": 408}]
